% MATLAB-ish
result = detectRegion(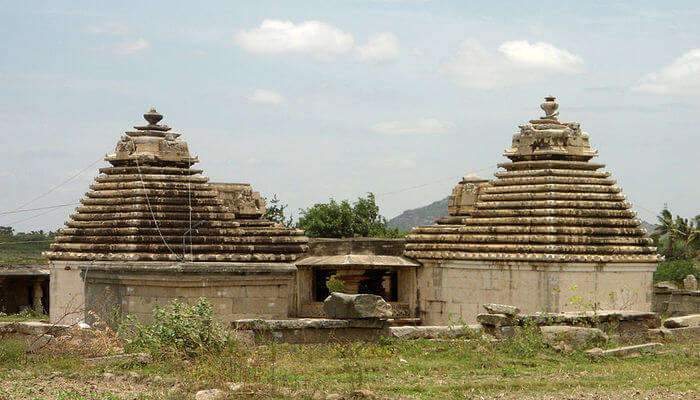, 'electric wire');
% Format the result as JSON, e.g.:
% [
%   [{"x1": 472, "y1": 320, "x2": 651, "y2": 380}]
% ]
[
  {"x1": 8, "y1": 156, "x2": 103, "y2": 213},
  {"x1": 377, "y1": 164, "x2": 498, "y2": 197},
  {"x1": 133, "y1": 154, "x2": 181, "y2": 260},
  {"x1": 0, "y1": 203, "x2": 80, "y2": 216}
]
